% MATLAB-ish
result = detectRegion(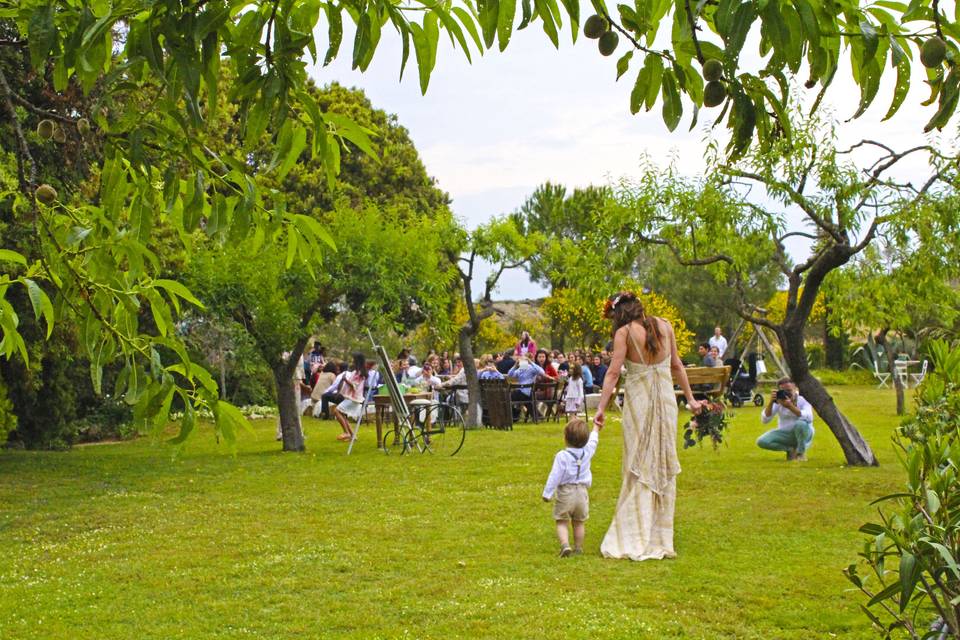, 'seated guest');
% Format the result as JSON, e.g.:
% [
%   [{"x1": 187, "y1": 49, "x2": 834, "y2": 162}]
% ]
[
  {"x1": 439, "y1": 358, "x2": 469, "y2": 407},
  {"x1": 590, "y1": 354, "x2": 607, "y2": 388},
  {"x1": 496, "y1": 349, "x2": 516, "y2": 375},
  {"x1": 438, "y1": 357, "x2": 453, "y2": 376},
  {"x1": 556, "y1": 352, "x2": 569, "y2": 375},
  {"x1": 394, "y1": 358, "x2": 410, "y2": 382},
  {"x1": 478, "y1": 354, "x2": 505, "y2": 380},
  {"x1": 575, "y1": 355, "x2": 594, "y2": 392},
  {"x1": 507, "y1": 356, "x2": 545, "y2": 420},
  {"x1": 409, "y1": 363, "x2": 441, "y2": 390},
  {"x1": 709, "y1": 346, "x2": 721, "y2": 363},
  {"x1": 310, "y1": 362, "x2": 338, "y2": 417},
  {"x1": 534, "y1": 349, "x2": 559, "y2": 379},
  {"x1": 365, "y1": 361, "x2": 382, "y2": 403},
  {"x1": 698, "y1": 343, "x2": 716, "y2": 367},
  {"x1": 757, "y1": 377, "x2": 815, "y2": 461},
  {"x1": 316, "y1": 365, "x2": 347, "y2": 419}
]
